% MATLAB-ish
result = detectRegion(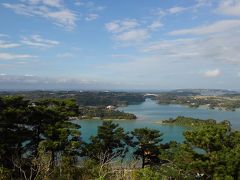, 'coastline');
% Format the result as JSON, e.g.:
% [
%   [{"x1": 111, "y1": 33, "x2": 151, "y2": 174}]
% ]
[
  {"x1": 158, "y1": 103, "x2": 240, "y2": 112},
  {"x1": 77, "y1": 117, "x2": 136, "y2": 121}
]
